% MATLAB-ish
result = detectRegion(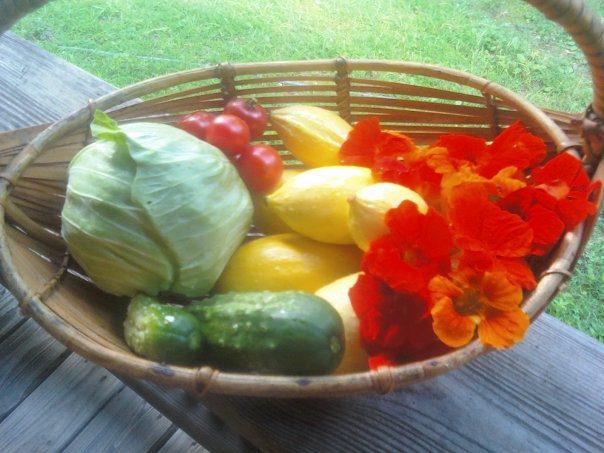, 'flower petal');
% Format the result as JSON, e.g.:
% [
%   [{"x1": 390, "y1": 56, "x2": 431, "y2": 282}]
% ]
[
  {"x1": 387, "y1": 203, "x2": 453, "y2": 260},
  {"x1": 377, "y1": 130, "x2": 416, "y2": 159},
  {"x1": 481, "y1": 207, "x2": 533, "y2": 257},
  {"x1": 368, "y1": 353, "x2": 398, "y2": 370},
  {"x1": 556, "y1": 195, "x2": 598, "y2": 230},
  {"x1": 481, "y1": 271, "x2": 523, "y2": 311},
  {"x1": 373, "y1": 155, "x2": 443, "y2": 205},
  {"x1": 531, "y1": 152, "x2": 587, "y2": 188},
  {"x1": 495, "y1": 257, "x2": 537, "y2": 290},
  {"x1": 349, "y1": 273, "x2": 386, "y2": 319},
  {"x1": 448, "y1": 183, "x2": 490, "y2": 250},
  {"x1": 480, "y1": 121, "x2": 546, "y2": 178},
  {"x1": 526, "y1": 204, "x2": 565, "y2": 255},
  {"x1": 339, "y1": 117, "x2": 382, "y2": 167},
  {"x1": 491, "y1": 166, "x2": 527, "y2": 198},
  {"x1": 450, "y1": 183, "x2": 533, "y2": 257},
  {"x1": 477, "y1": 309, "x2": 530, "y2": 349},
  {"x1": 362, "y1": 235, "x2": 428, "y2": 293},
  {"x1": 435, "y1": 133, "x2": 487, "y2": 163},
  {"x1": 428, "y1": 275, "x2": 463, "y2": 301},
  {"x1": 431, "y1": 297, "x2": 476, "y2": 348}
]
